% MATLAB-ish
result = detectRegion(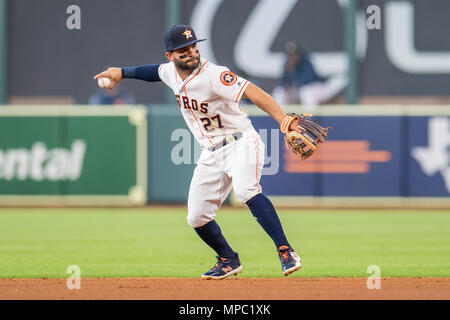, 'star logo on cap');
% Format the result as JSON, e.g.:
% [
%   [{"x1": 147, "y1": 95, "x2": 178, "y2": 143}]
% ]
[{"x1": 182, "y1": 28, "x2": 193, "y2": 40}]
